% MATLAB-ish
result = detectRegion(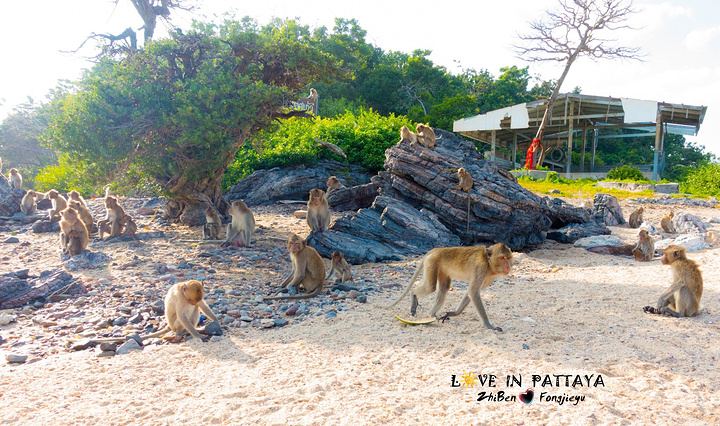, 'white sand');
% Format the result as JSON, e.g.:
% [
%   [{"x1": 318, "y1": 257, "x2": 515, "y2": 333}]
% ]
[{"x1": 1, "y1": 199, "x2": 719, "y2": 425}]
